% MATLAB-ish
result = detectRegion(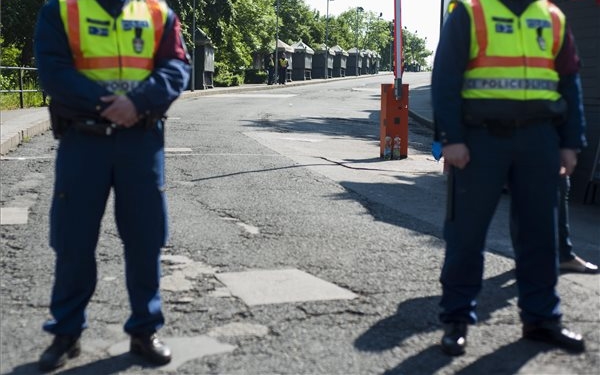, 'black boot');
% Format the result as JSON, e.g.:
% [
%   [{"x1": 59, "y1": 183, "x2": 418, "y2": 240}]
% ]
[
  {"x1": 38, "y1": 335, "x2": 81, "y2": 372},
  {"x1": 441, "y1": 322, "x2": 468, "y2": 356},
  {"x1": 523, "y1": 321, "x2": 585, "y2": 353},
  {"x1": 130, "y1": 332, "x2": 172, "y2": 365}
]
